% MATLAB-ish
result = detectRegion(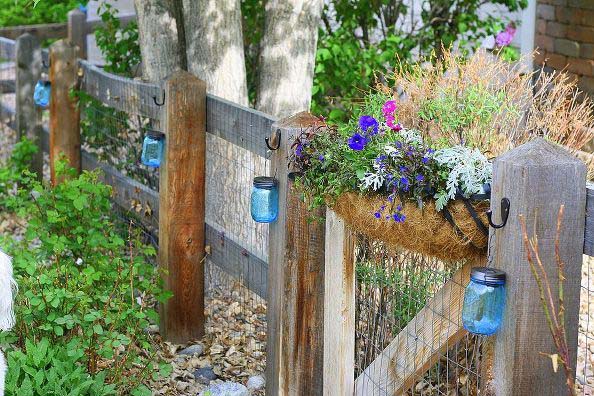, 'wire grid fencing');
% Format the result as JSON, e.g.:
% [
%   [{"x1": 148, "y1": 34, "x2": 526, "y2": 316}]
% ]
[
  {"x1": 577, "y1": 255, "x2": 594, "y2": 395},
  {"x1": 204, "y1": 130, "x2": 269, "y2": 380},
  {"x1": 0, "y1": 38, "x2": 16, "y2": 164},
  {"x1": 354, "y1": 234, "x2": 484, "y2": 396}
]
